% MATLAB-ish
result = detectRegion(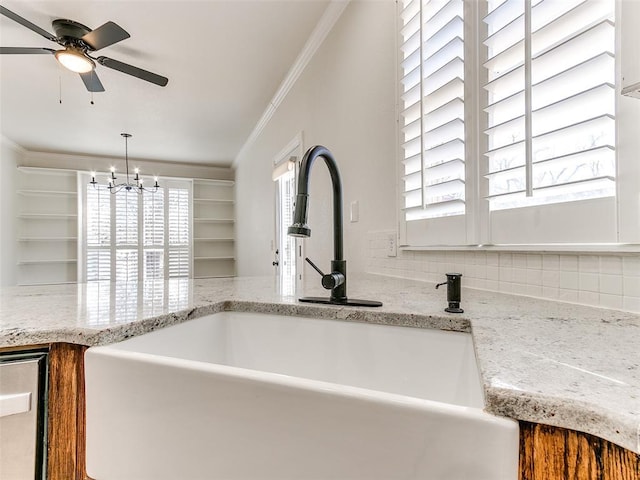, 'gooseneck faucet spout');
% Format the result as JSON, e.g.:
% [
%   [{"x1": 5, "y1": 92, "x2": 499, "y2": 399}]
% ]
[{"x1": 288, "y1": 145, "x2": 382, "y2": 307}]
